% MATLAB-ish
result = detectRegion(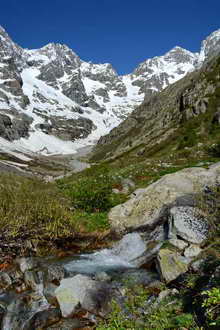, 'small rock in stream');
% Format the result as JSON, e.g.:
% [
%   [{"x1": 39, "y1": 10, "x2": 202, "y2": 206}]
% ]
[
  {"x1": 44, "y1": 264, "x2": 66, "y2": 283},
  {"x1": 94, "y1": 271, "x2": 111, "y2": 282},
  {"x1": 24, "y1": 308, "x2": 61, "y2": 330},
  {"x1": 46, "y1": 318, "x2": 91, "y2": 329},
  {"x1": 24, "y1": 270, "x2": 43, "y2": 291},
  {"x1": 16, "y1": 257, "x2": 38, "y2": 273},
  {"x1": 0, "y1": 272, "x2": 12, "y2": 290},
  {"x1": 44, "y1": 283, "x2": 58, "y2": 305}
]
